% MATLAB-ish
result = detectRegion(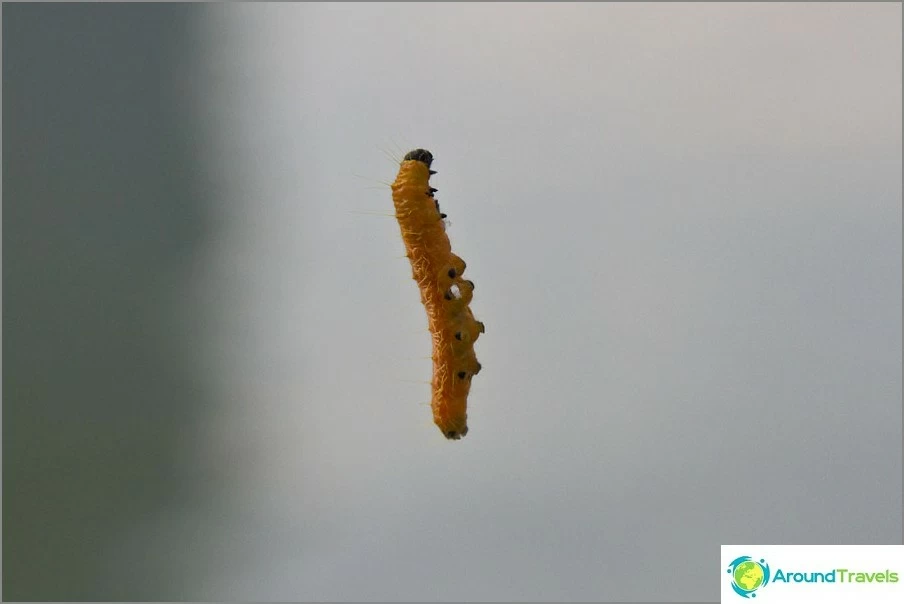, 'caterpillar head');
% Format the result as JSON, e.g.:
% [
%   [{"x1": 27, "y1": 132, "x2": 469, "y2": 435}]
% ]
[{"x1": 403, "y1": 148, "x2": 433, "y2": 168}]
